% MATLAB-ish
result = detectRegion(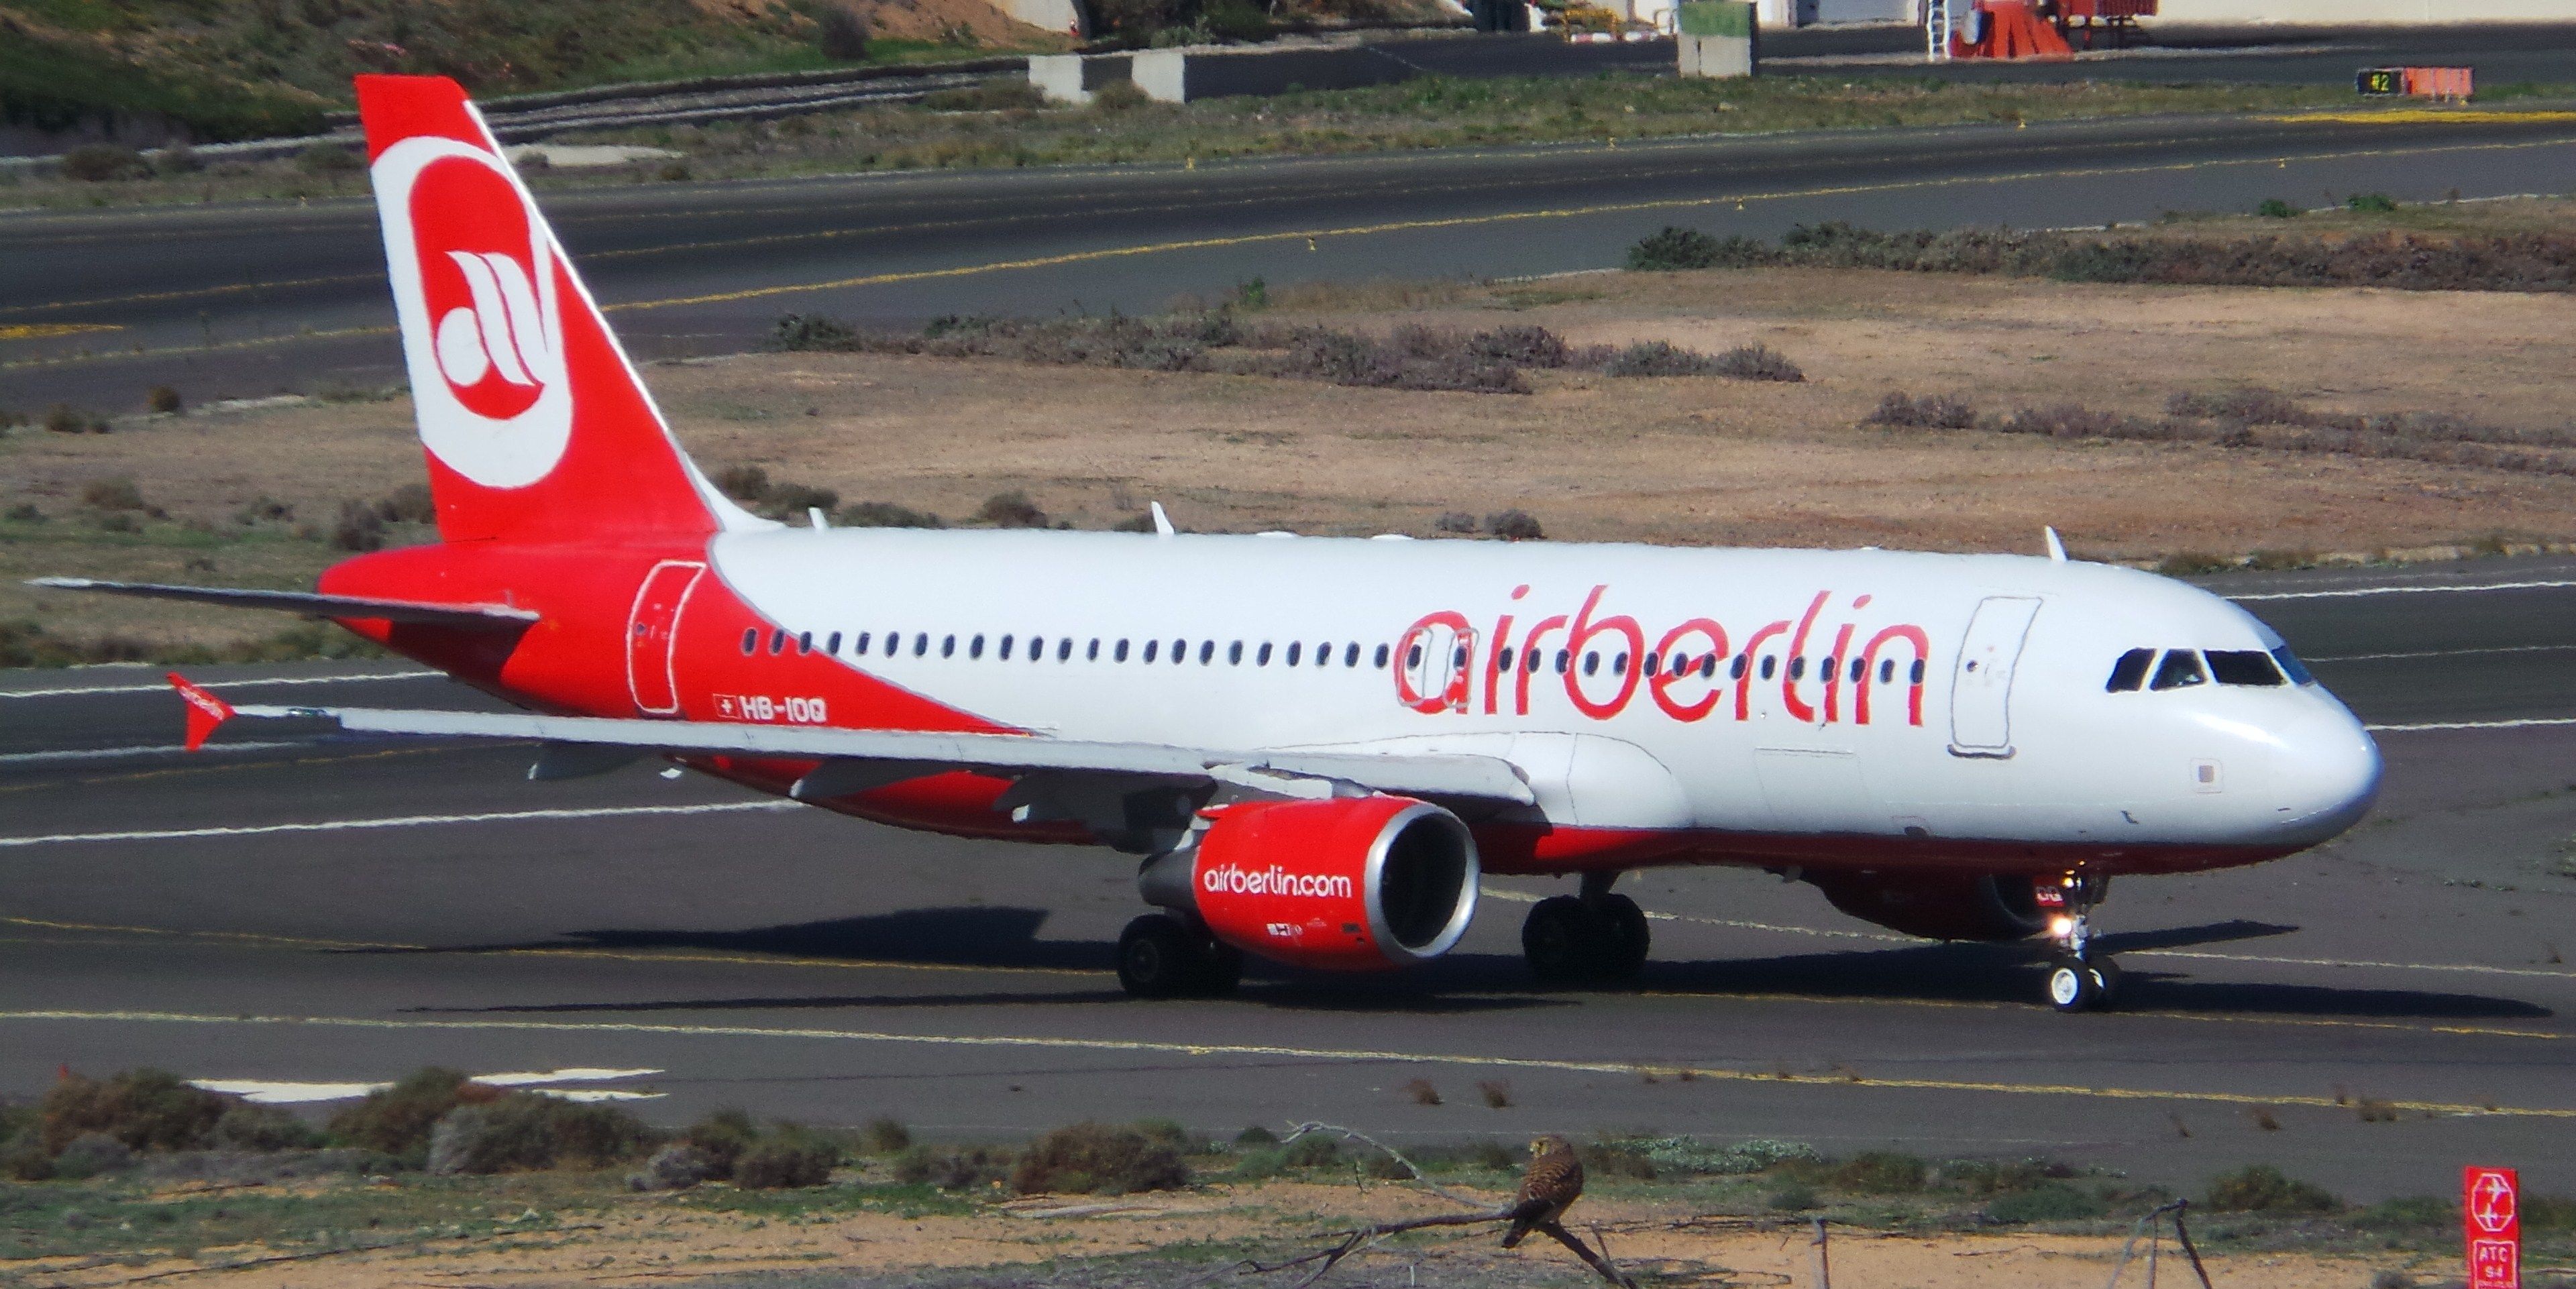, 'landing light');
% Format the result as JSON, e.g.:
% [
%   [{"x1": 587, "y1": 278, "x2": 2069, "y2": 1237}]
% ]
[{"x1": 2047, "y1": 915, "x2": 2076, "y2": 939}]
